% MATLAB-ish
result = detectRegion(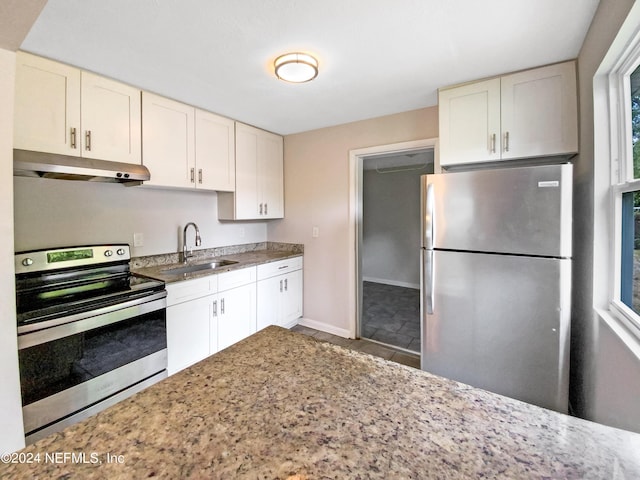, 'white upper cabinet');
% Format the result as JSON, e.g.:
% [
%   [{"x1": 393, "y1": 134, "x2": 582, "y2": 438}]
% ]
[
  {"x1": 439, "y1": 61, "x2": 578, "y2": 167},
  {"x1": 500, "y1": 62, "x2": 578, "y2": 160},
  {"x1": 80, "y1": 72, "x2": 141, "y2": 163},
  {"x1": 439, "y1": 78, "x2": 501, "y2": 165},
  {"x1": 194, "y1": 109, "x2": 235, "y2": 192},
  {"x1": 141, "y1": 92, "x2": 235, "y2": 191},
  {"x1": 14, "y1": 52, "x2": 141, "y2": 164},
  {"x1": 142, "y1": 91, "x2": 195, "y2": 188},
  {"x1": 218, "y1": 122, "x2": 284, "y2": 220}
]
